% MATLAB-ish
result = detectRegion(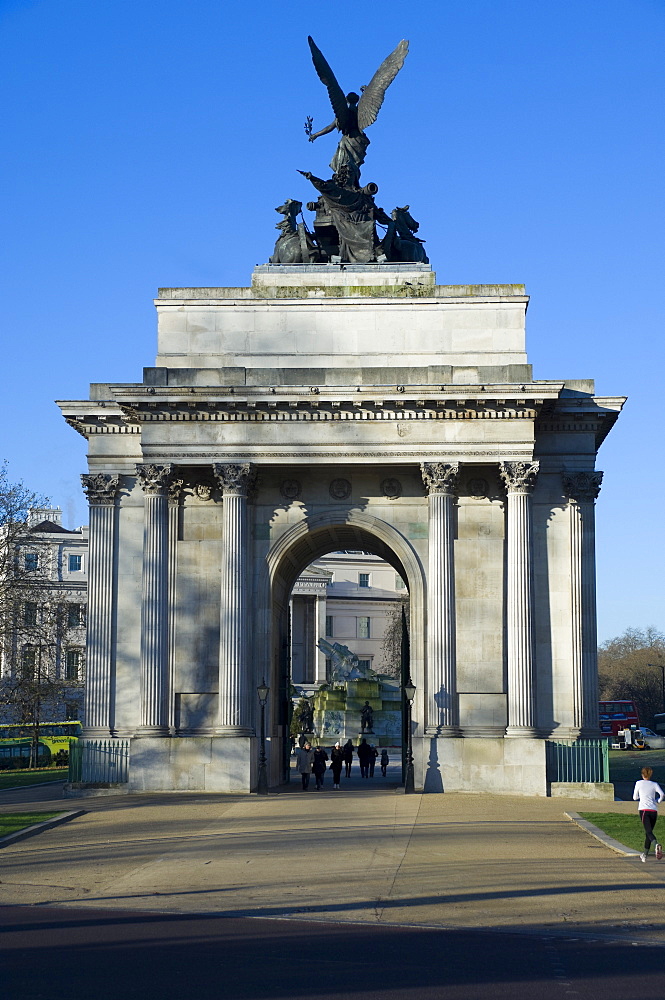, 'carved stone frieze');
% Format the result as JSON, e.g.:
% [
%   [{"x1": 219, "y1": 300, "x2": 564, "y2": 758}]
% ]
[
  {"x1": 80, "y1": 473, "x2": 120, "y2": 505},
  {"x1": 562, "y1": 470, "x2": 603, "y2": 503},
  {"x1": 467, "y1": 477, "x2": 489, "y2": 498},
  {"x1": 213, "y1": 463, "x2": 256, "y2": 497},
  {"x1": 420, "y1": 462, "x2": 460, "y2": 497},
  {"x1": 381, "y1": 477, "x2": 402, "y2": 499},
  {"x1": 136, "y1": 464, "x2": 174, "y2": 495},
  {"x1": 329, "y1": 478, "x2": 351, "y2": 500},
  {"x1": 280, "y1": 479, "x2": 302, "y2": 501},
  {"x1": 499, "y1": 461, "x2": 539, "y2": 495}
]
